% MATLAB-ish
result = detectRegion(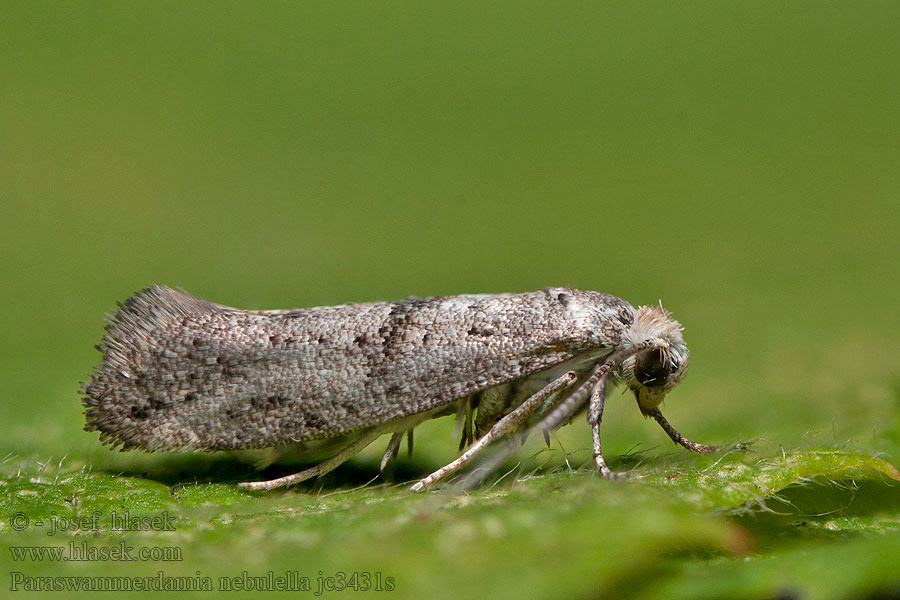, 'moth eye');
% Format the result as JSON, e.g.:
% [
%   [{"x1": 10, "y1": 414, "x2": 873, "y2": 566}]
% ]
[{"x1": 635, "y1": 349, "x2": 677, "y2": 388}]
